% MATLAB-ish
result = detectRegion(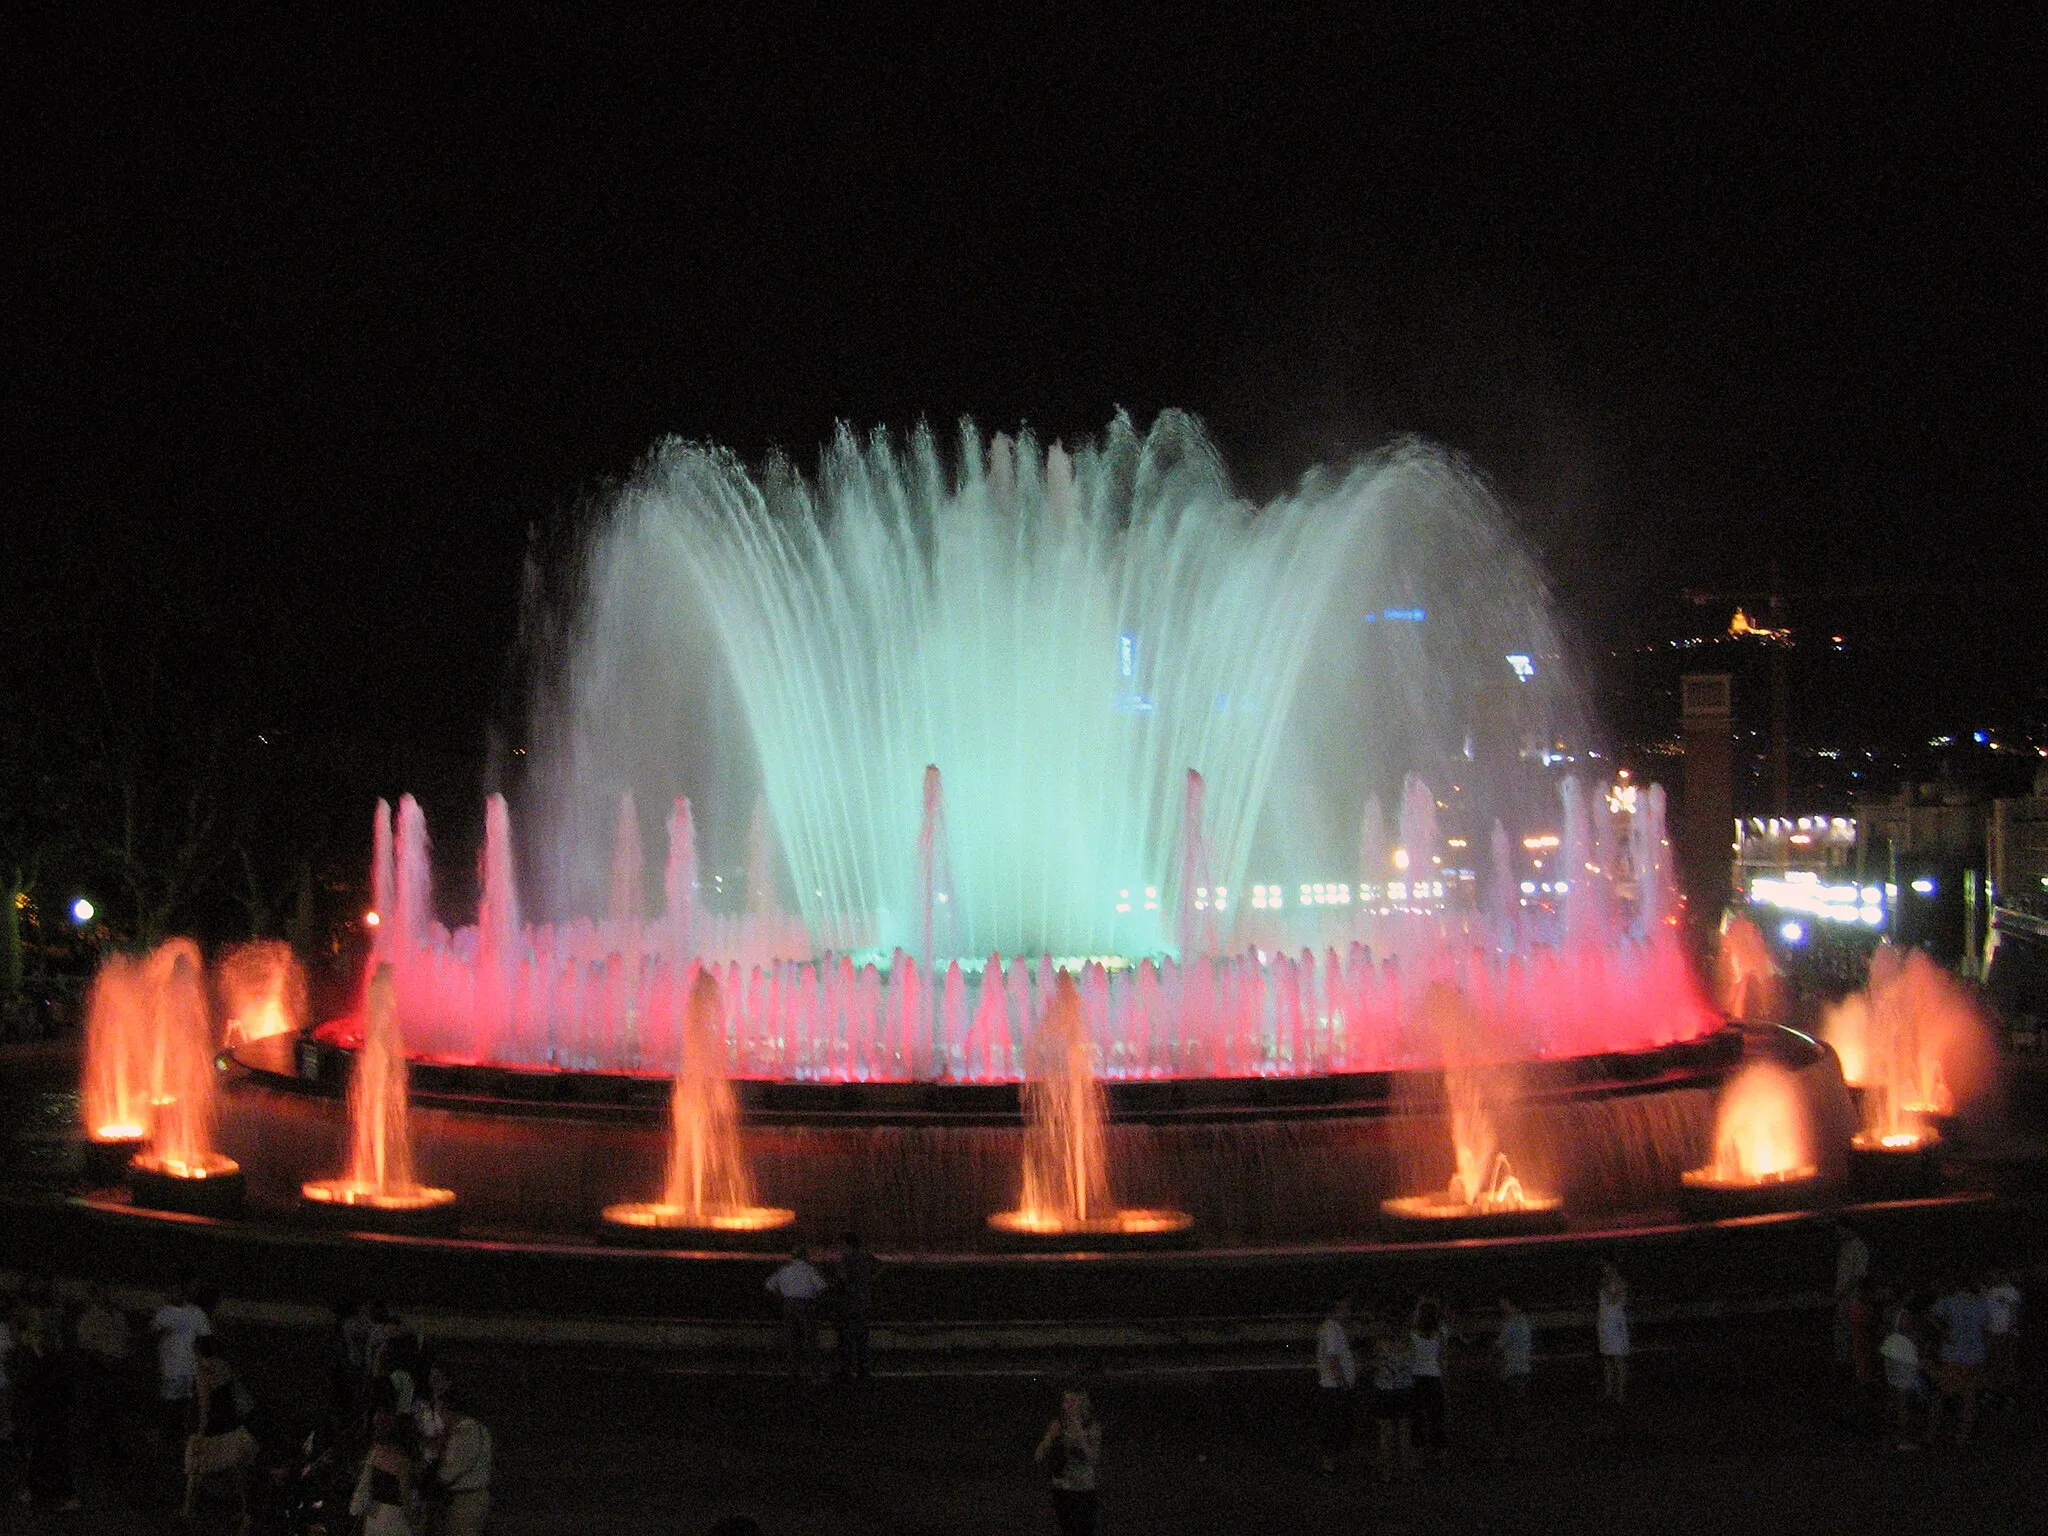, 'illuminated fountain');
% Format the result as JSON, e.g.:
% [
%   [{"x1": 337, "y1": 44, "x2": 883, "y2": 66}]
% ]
[
  {"x1": 300, "y1": 964, "x2": 458, "y2": 1233},
  {"x1": 602, "y1": 969, "x2": 794, "y2": 1246},
  {"x1": 1679, "y1": 1058, "x2": 1821, "y2": 1218},
  {"x1": 1717, "y1": 916, "x2": 1781, "y2": 1024},
  {"x1": 81, "y1": 949, "x2": 159, "y2": 1175},
  {"x1": 1825, "y1": 944, "x2": 1996, "y2": 1197},
  {"x1": 989, "y1": 971, "x2": 1191, "y2": 1248},
  {"x1": 1380, "y1": 981, "x2": 1563, "y2": 1238},
  {"x1": 217, "y1": 939, "x2": 307, "y2": 1047},
  {"x1": 126, "y1": 949, "x2": 243, "y2": 1217}
]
